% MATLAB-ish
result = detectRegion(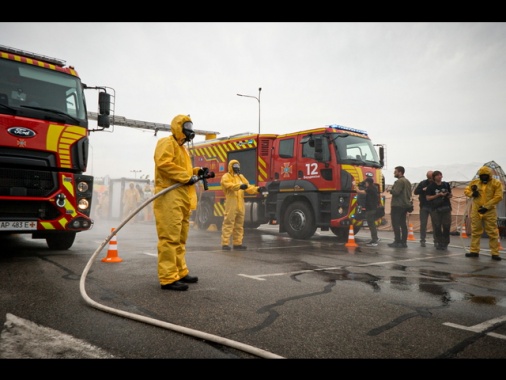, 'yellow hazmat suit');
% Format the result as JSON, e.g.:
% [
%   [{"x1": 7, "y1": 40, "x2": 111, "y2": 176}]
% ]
[
  {"x1": 220, "y1": 159, "x2": 259, "y2": 248},
  {"x1": 463, "y1": 165, "x2": 503, "y2": 258},
  {"x1": 153, "y1": 115, "x2": 201, "y2": 285},
  {"x1": 122, "y1": 182, "x2": 140, "y2": 218}
]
